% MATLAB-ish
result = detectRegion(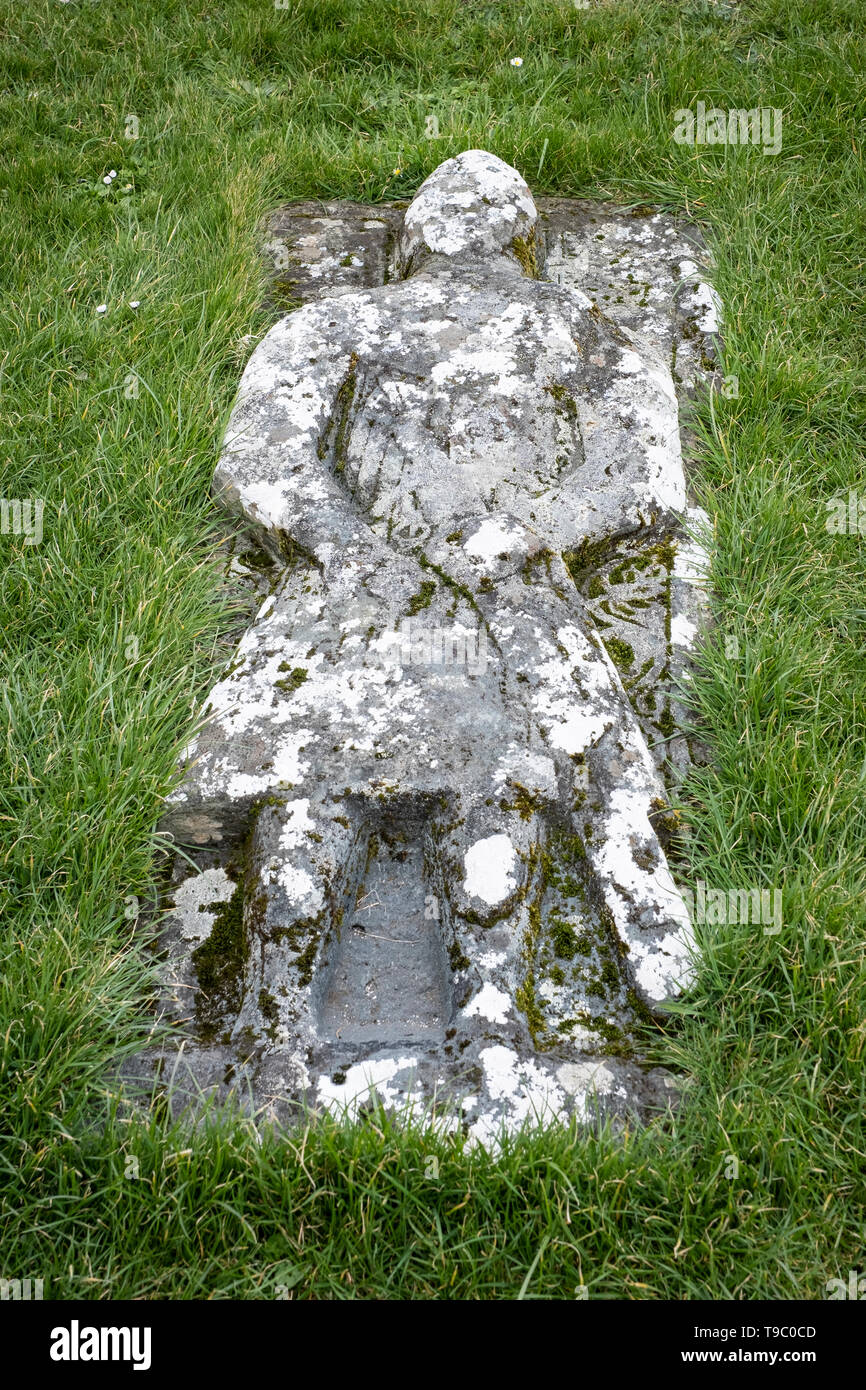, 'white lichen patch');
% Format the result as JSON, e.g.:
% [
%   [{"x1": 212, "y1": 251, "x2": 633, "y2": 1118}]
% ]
[
  {"x1": 529, "y1": 623, "x2": 616, "y2": 755},
  {"x1": 463, "y1": 834, "x2": 518, "y2": 905},
  {"x1": 277, "y1": 799, "x2": 317, "y2": 849},
  {"x1": 463, "y1": 517, "x2": 526, "y2": 564},
  {"x1": 671, "y1": 611, "x2": 698, "y2": 648},
  {"x1": 467, "y1": 1045, "x2": 566, "y2": 1149},
  {"x1": 618, "y1": 349, "x2": 644, "y2": 374},
  {"x1": 316, "y1": 1055, "x2": 419, "y2": 1118},
  {"x1": 171, "y1": 867, "x2": 236, "y2": 942},
  {"x1": 461, "y1": 982, "x2": 512, "y2": 1024},
  {"x1": 474, "y1": 948, "x2": 509, "y2": 971}
]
